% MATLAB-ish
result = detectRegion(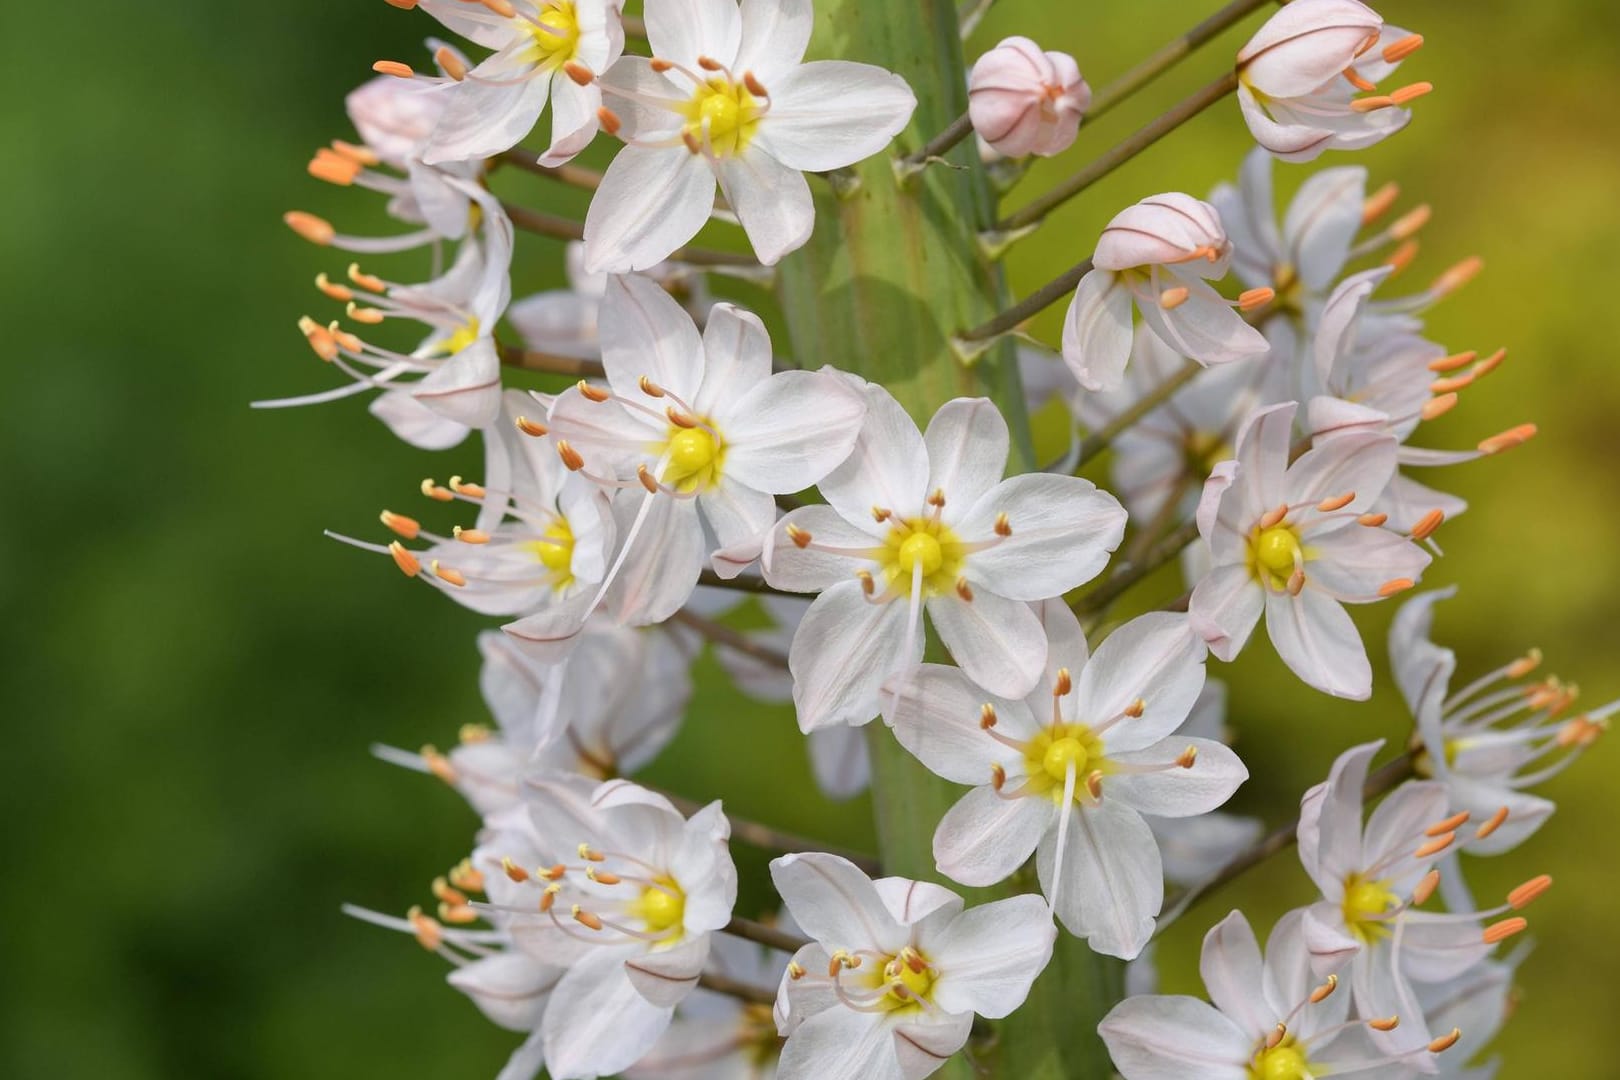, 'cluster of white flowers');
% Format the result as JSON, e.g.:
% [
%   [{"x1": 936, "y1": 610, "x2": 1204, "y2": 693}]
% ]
[{"x1": 267, "y1": 0, "x2": 1603, "y2": 1076}]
